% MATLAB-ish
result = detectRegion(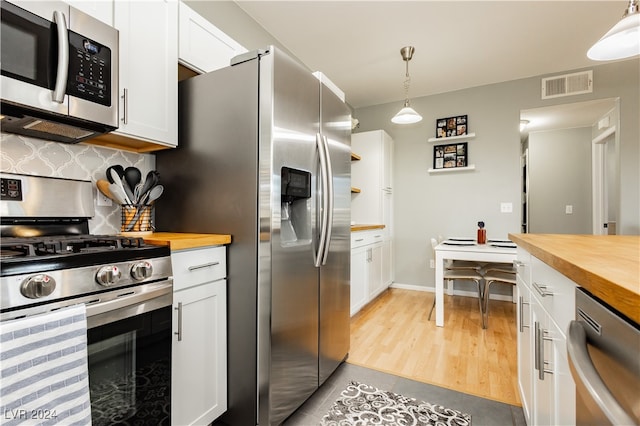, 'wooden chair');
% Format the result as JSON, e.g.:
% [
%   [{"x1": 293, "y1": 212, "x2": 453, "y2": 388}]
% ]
[
  {"x1": 481, "y1": 270, "x2": 517, "y2": 329},
  {"x1": 428, "y1": 238, "x2": 484, "y2": 325}
]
